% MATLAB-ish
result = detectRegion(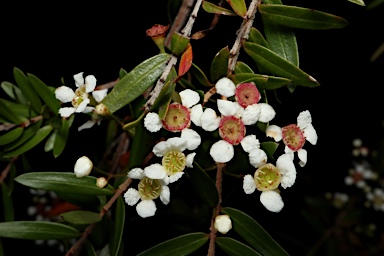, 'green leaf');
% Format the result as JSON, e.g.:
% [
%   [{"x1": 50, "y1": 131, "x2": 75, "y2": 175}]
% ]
[
  {"x1": 248, "y1": 27, "x2": 269, "y2": 48},
  {"x1": 259, "y1": 4, "x2": 349, "y2": 30},
  {"x1": 190, "y1": 63, "x2": 214, "y2": 87},
  {"x1": 222, "y1": 207, "x2": 289, "y2": 256},
  {"x1": 109, "y1": 196, "x2": 125, "y2": 256},
  {"x1": 101, "y1": 53, "x2": 170, "y2": 114},
  {"x1": 0, "y1": 99, "x2": 26, "y2": 125},
  {"x1": 13, "y1": 67, "x2": 42, "y2": 114},
  {"x1": 210, "y1": 46, "x2": 230, "y2": 83},
  {"x1": 53, "y1": 116, "x2": 72, "y2": 158},
  {"x1": 60, "y1": 210, "x2": 102, "y2": 225},
  {"x1": 4, "y1": 119, "x2": 43, "y2": 151},
  {"x1": 54, "y1": 191, "x2": 101, "y2": 209},
  {"x1": 84, "y1": 239, "x2": 97, "y2": 256},
  {"x1": 128, "y1": 119, "x2": 155, "y2": 169},
  {"x1": 1, "y1": 81, "x2": 27, "y2": 104},
  {"x1": 151, "y1": 80, "x2": 176, "y2": 113},
  {"x1": 0, "y1": 98, "x2": 38, "y2": 119},
  {"x1": 1, "y1": 182, "x2": 14, "y2": 221},
  {"x1": 202, "y1": 1, "x2": 237, "y2": 16},
  {"x1": 28, "y1": 73, "x2": 61, "y2": 114},
  {"x1": 226, "y1": 0, "x2": 247, "y2": 17},
  {"x1": 260, "y1": 141, "x2": 279, "y2": 160},
  {"x1": 348, "y1": 0, "x2": 365, "y2": 6},
  {"x1": 3, "y1": 124, "x2": 53, "y2": 158},
  {"x1": 44, "y1": 129, "x2": 58, "y2": 152},
  {"x1": 0, "y1": 221, "x2": 80, "y2": 240},
  {"x1": 186, "y1": 162, "x2": 219, "y2": 208},
  {"x1": 230, "y1": 73, "x2": 291, "y2": 90},
  {"x1": 367, "y1": 0, "x2": 383, "y2": 9},
  {"x1": 14, "y1": 172, "x2": 115, "y2": 196},
  {"x1": 244, "y1": 42, "x2": 319, "y2": 87},
  {"x1": 169, "y1": 32, "x2": 190, "y2": 56},
  {"x1": 234, "y1": 61, "x2": 254, "y2": 74},
  {"x1": 137, "y1": 232, "x2": 209, "y2": 256},
  {"x1": 0, "y1": 127, "x2": 24, "y2": 146},
  {"x1": 216, "y1": 237, "x2": 262, "y2": 256}
]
